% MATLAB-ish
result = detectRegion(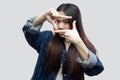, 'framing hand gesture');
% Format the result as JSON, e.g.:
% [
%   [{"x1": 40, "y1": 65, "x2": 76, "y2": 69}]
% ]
[
  {"x1": 45, "y1": 8, "x2": 72, "y2": 30},
  {"x1": 54, "y1": 21, "x2": 82, "y2": 44}
]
